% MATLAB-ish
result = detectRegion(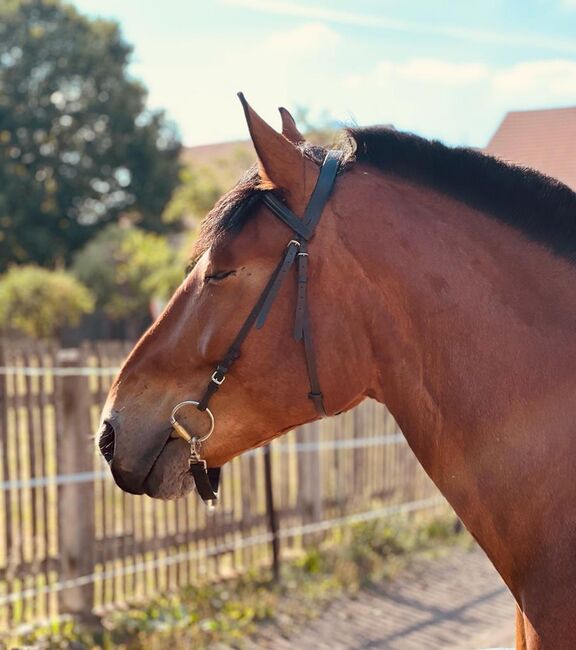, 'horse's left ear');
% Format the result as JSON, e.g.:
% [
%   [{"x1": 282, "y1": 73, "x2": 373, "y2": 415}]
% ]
[
  {"x1": 279, "y1": 107, "x2": 305, "y2": 143},
  {"x1": 238, "y1": 93, "x2": 315, "y2": 198}
]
